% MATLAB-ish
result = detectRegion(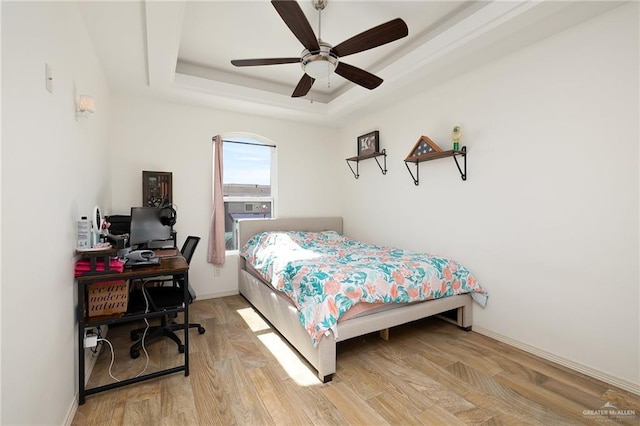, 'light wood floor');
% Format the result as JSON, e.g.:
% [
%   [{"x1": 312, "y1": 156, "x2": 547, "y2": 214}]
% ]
[{"x1": 73, "y1": 295, "x2": 640, "y2": 425}]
